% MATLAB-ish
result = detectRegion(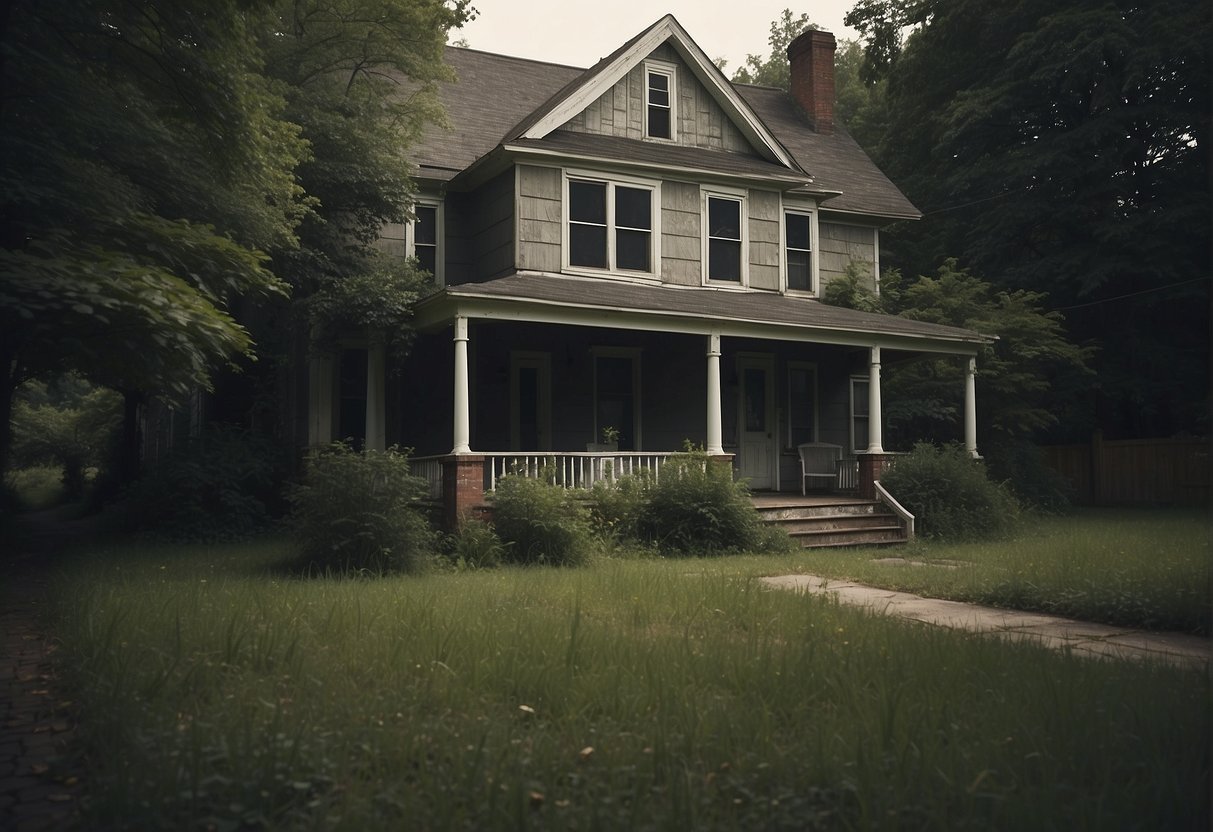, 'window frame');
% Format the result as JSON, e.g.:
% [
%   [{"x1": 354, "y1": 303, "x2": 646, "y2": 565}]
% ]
[
  {"x1": 786, "y1": 361, "x2": 818, "y2": 450},
  {"x1": 781, "y1": 206, "x2": 817, "y2": 295},
  {"x1": 701, "y1": 187, "x2": 749, "y2": 287},
  {"x1": 562, "y1": 170, "x2": 661, "y2": 279},
  {"x1": 643, "y1": 60, "x2": 678, "y2": 142},
  {"x1": 410, "y1": 201, "x2": 442, "y2": 285},
  {"x1": 850, "y1": 375, "x2": 870, "y2": 454}
]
